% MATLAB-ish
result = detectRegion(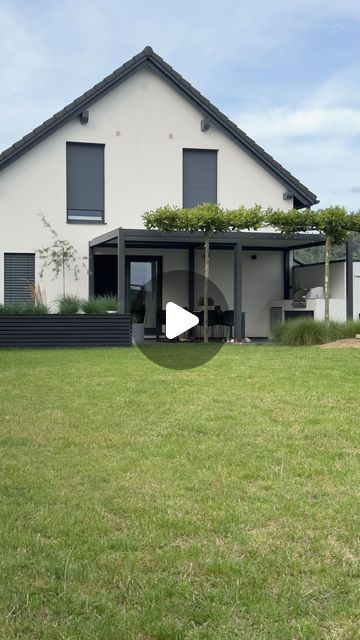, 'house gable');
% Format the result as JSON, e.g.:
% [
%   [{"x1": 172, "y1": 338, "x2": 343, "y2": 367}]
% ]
[{"x1": 0, "y1": 46, "x2": 317, "y2": 208}]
